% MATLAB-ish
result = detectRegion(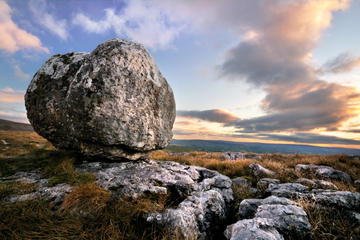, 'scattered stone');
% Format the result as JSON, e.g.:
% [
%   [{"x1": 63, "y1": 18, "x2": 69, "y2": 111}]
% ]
[
  {"x1": 249, "y1": 163, "x2": 276, "y2": 178},
  {"x1": 266, "y1": 183, "x2": 308, "y2": 198},
  {"x1": 232, "y1": 177, "x2": 251, "y2": 188},
  {"x1": 257, "y1": 178, "x2": 280, "y2": 192},
  {"x1": 222, "y1": 152, "x2": 262, "y2": 160},
  {"x1": 236, "y1": 199, "x2": 264, "y2": 220},
  {"x1": 25, "y1": 39, "x2": 176, "y2": 160},
  {"x1": 147, "y1": 190, "x2": 227, "y2": 240},
  {"x1": 295, "y1": 164, "x2": 352, "y2": 182},
  {"x1": 296, "y1": 178, "x2": 338, "y2": 190},
  {"x1": 1, "y1": 139, "x2": 8, "y2": 145},
  {"x1": 228, "y1": 195, "x2": 311, "y2": 240},
  {"x1": 224, "y1": 218, "x2": 284, "y2": 240},
  {"x1": 8, "y1": 183, "x2": 72, "y2": 206}
]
